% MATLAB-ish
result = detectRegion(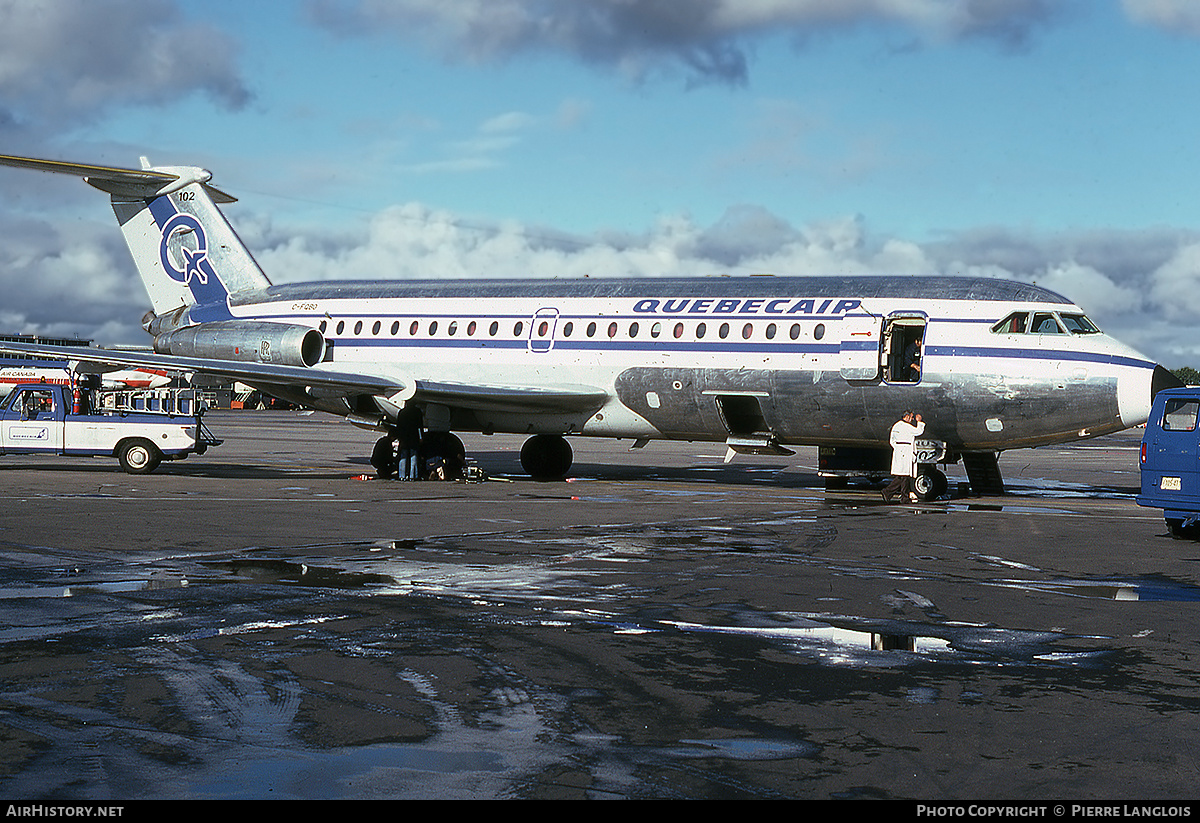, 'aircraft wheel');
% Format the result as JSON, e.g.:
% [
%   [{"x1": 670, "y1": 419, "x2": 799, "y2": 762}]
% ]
[
  {"x1": 913, "y1": 467, "x2": 947, "y2": 501},
  {"x1": 421, "y1": 431, "x2": 466, "y2": 479},
  {"x1": 118, "y1": 439, "x2": 162, "y2": 474},
  {"x1": 370, "y1": 435, "x2": 396, "y2": 478},
  {"x1": 520, "y1": 435, "x2": 573, "y2": 480}
]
